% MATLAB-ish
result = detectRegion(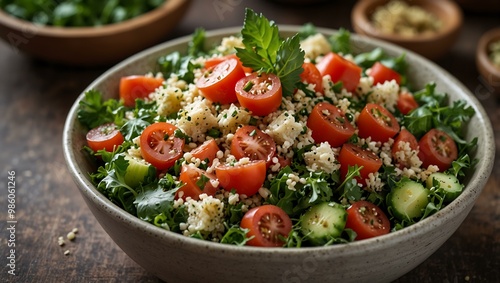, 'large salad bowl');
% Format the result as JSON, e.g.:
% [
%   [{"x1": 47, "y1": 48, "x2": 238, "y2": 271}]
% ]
[{"x1": 63, "y1": 26, "x2": 494, "y2": 283}]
